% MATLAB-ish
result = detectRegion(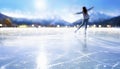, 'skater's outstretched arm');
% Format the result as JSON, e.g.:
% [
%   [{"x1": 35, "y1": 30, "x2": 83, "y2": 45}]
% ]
[
  {"x1": 75, "y1": 11, "x2": 83, "y2": 14},
  {"x1": 87, "y1": 6, "x2": 94, "y2": 11}
]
